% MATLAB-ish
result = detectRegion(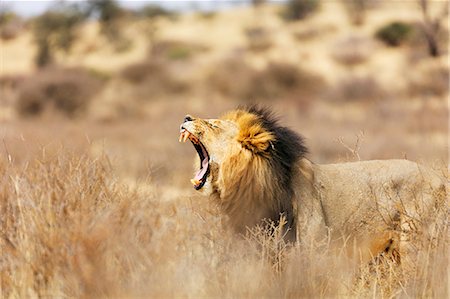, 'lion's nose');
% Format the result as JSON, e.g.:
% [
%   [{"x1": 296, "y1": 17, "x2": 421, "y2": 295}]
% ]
[{"x1": 184, "y1": 115, "x2": 193, "y2": 122}]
